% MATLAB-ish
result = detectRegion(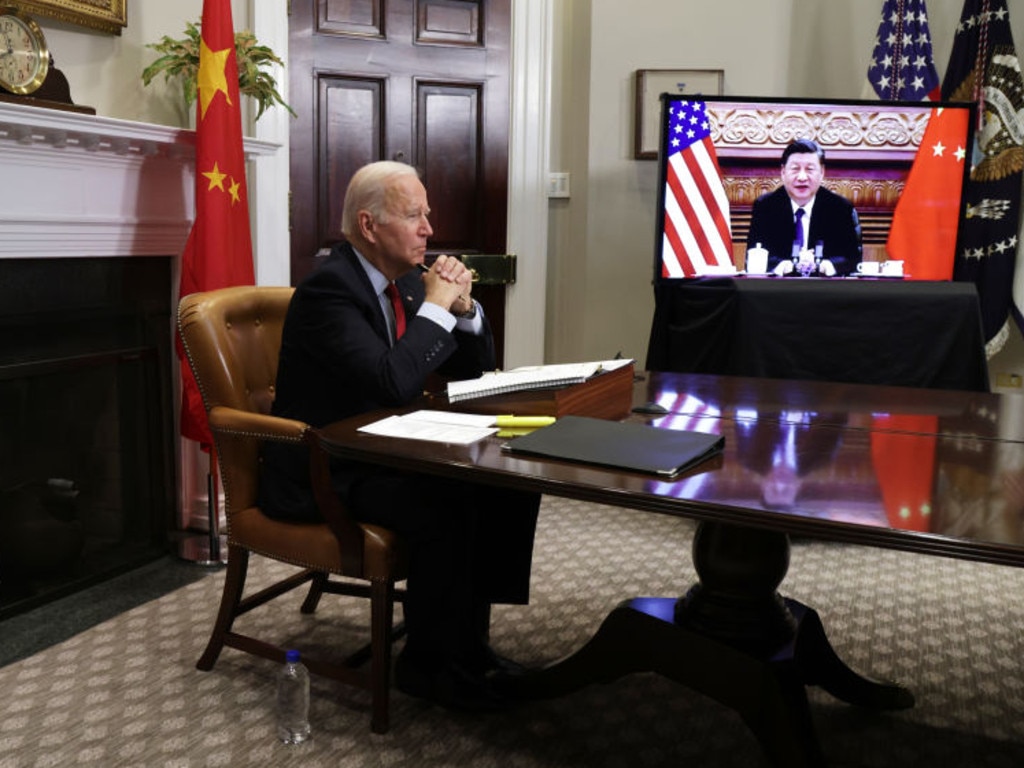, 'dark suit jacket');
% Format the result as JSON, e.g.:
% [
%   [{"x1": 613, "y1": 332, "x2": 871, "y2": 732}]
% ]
[
  {"x1": 260, "y1": 242, "x2": 495, "y2": 520},
  {"x1": 746, "y1": 186, "x2": 862, "y2": 276}
]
